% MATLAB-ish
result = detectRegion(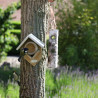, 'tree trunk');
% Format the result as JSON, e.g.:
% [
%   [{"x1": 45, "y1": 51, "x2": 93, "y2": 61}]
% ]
[{"x1": 20, "y1": 0, "x2": 49, "y2": 98}]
